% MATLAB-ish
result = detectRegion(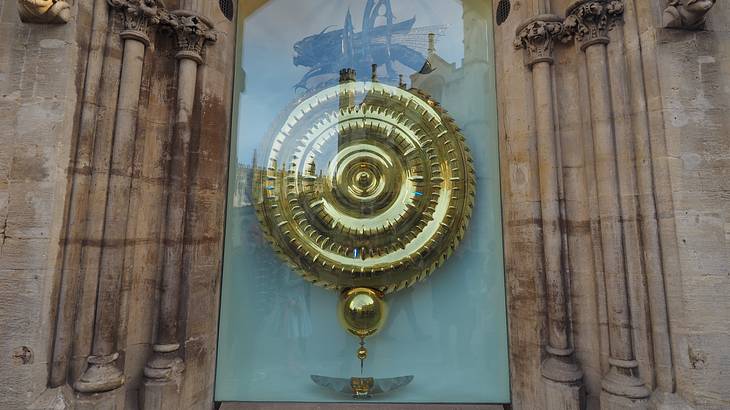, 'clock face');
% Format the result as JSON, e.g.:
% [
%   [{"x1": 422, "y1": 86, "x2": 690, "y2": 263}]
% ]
[{"x1": 255, "y1": 80, "x2": 475, "y2": 294}]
